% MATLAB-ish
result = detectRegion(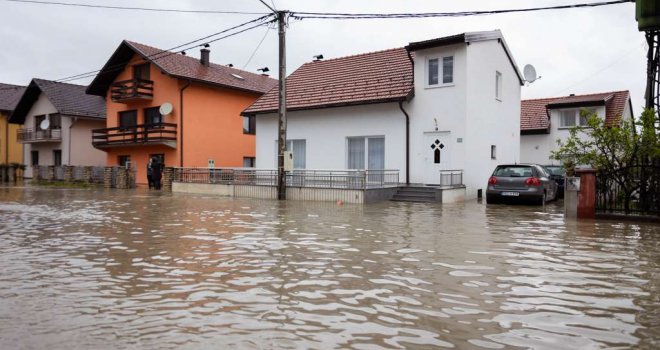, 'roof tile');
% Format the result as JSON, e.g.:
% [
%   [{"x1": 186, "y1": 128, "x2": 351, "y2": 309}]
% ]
[{"x1": 0, "y1": 83, "x2": 26, "y2": 112}]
